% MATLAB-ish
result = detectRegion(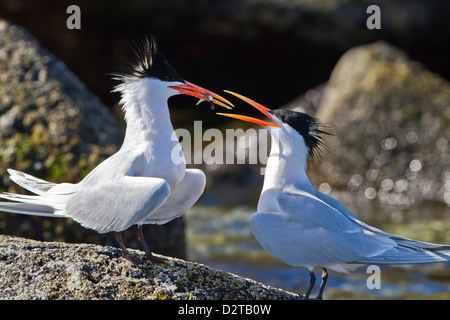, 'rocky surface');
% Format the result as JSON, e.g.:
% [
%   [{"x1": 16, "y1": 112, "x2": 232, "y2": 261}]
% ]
[
  {"x1": 0, "y1": 235, "x2": 299, "y2": 300},
  {"x1": 0, "y1": 19, "x2": 185, "y2": 258}
]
